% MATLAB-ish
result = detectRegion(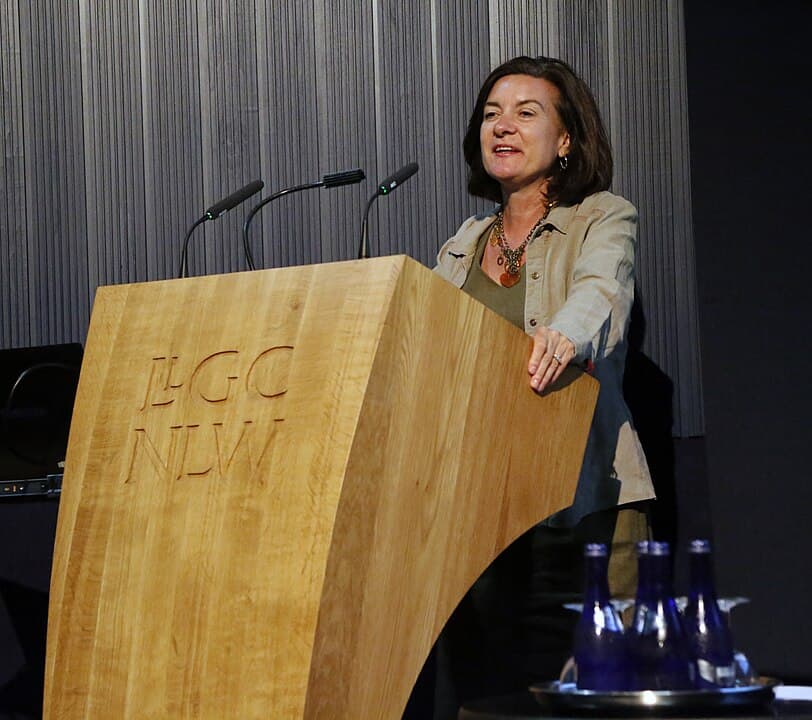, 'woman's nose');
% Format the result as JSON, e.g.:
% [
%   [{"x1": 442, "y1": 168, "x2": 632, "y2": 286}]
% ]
[{"x1": 493, "y1": 113, "x2": 515, "y2": 135}]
